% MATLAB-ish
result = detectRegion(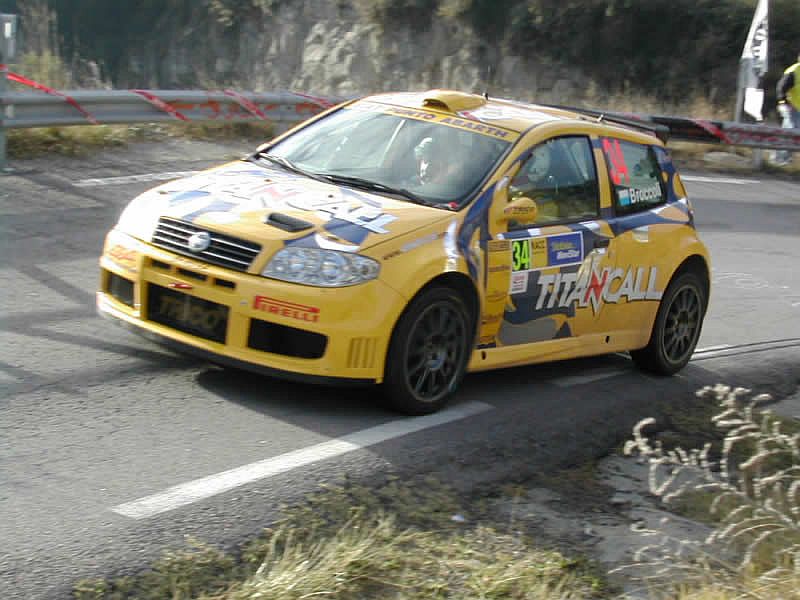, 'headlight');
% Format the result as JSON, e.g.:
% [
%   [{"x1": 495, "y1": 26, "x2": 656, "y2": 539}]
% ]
[{"x1": 262, "y1": 248, "x2": 380, "y2": 287}]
